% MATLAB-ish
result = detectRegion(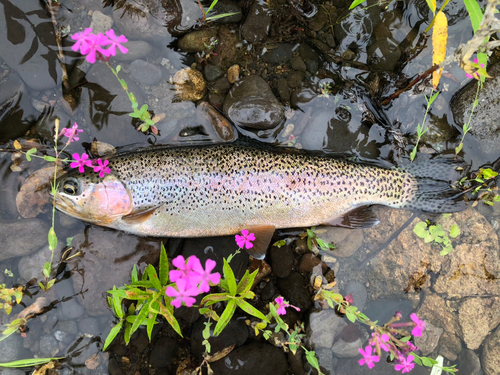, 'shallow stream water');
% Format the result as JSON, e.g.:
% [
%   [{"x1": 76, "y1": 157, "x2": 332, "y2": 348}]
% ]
[{"x1": 0, "y1": 0, "x2": 500, "y2": 374}]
